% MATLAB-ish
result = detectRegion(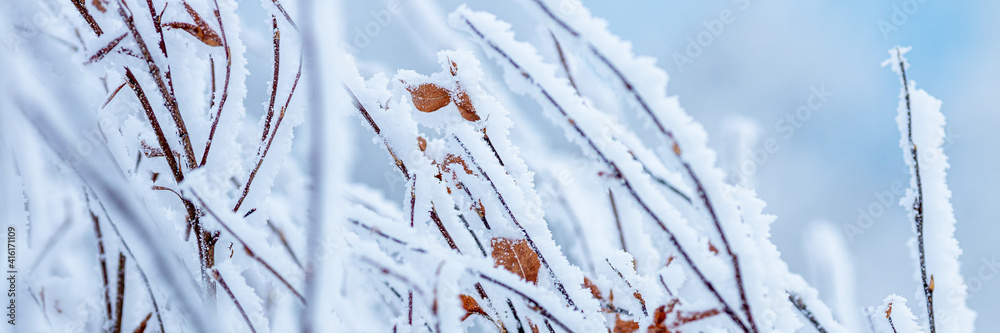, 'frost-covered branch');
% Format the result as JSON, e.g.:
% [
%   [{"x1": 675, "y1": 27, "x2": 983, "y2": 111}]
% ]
[{"x1": 882, "y1": 46, "x2": 974, "y2": 333}]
